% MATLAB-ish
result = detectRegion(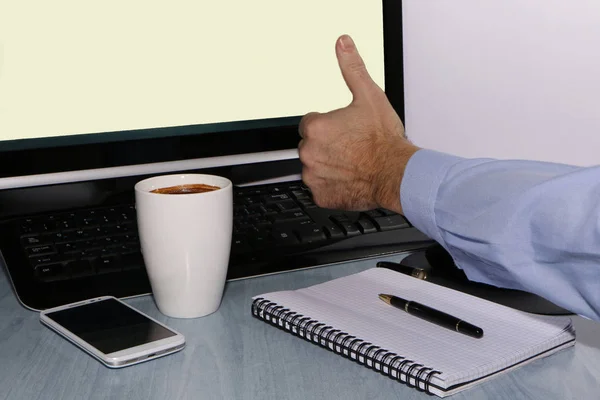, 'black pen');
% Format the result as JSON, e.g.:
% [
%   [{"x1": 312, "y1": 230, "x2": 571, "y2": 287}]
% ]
[
  {"x1": 376, "y1": 261, "x2": 428, "y2": 280},
  {"x1": 378, "y1": 294, "x2": 484, "y2": 339}
]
